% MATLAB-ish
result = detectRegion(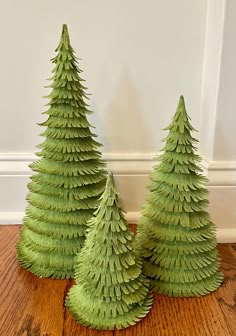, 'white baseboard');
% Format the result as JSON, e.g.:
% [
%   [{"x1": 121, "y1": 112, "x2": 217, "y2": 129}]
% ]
[
  {"x1": 125, "y1": 211, "x2": 141, "y2": 224},
  {"x1": 216, "y1": 229, "x2": 236, "y2": 243},
  {"x1": 0, "y1": 211, "x2": 141, "y2": 225},
  {"x1": 0, "y1": 152, "x2": 235, "y2": 242},
  {"x1": 0, "y1": 211, "x2": 235, "y2": 243},
  {"x1": 1, "y1": 152, "x2": 236, "y2": 183}
]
